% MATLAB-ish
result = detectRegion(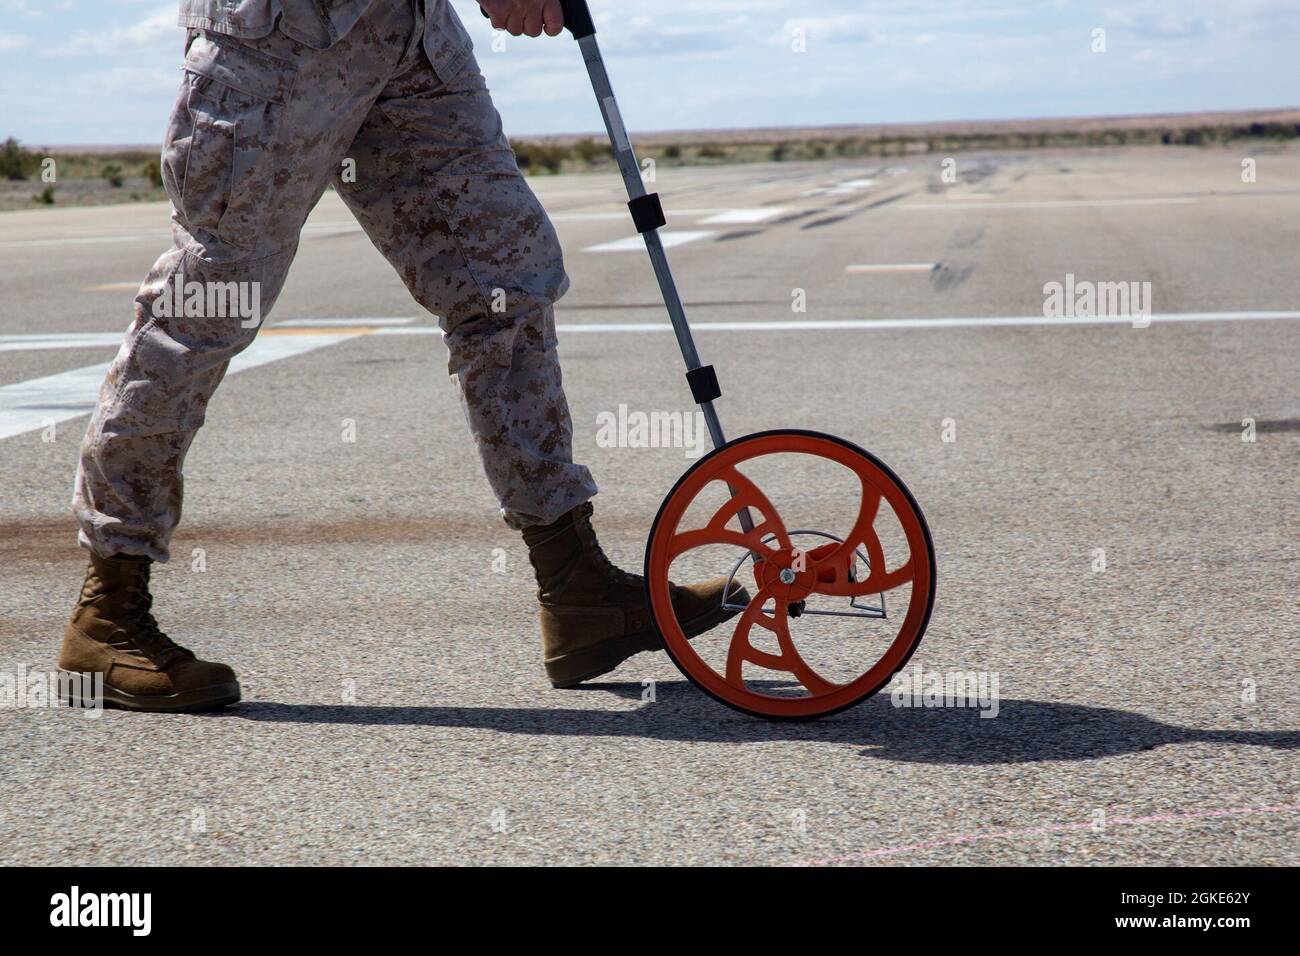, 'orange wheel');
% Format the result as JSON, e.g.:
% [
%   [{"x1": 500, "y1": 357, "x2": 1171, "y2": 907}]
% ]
[{"x1": 645, "y1": 429, "x2": 935, "y2": 720}]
